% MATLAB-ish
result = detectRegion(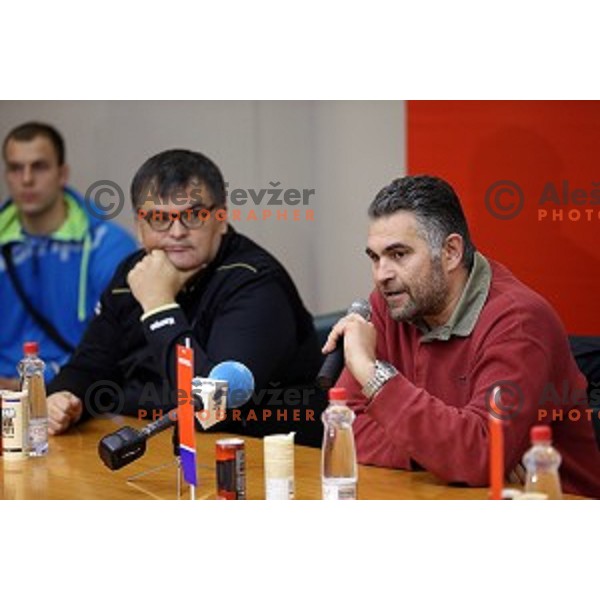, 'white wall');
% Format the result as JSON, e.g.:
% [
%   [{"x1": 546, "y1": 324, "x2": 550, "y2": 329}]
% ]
[{"x1": 0, "y1": 101, "x2": 405, "y2": 313}]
